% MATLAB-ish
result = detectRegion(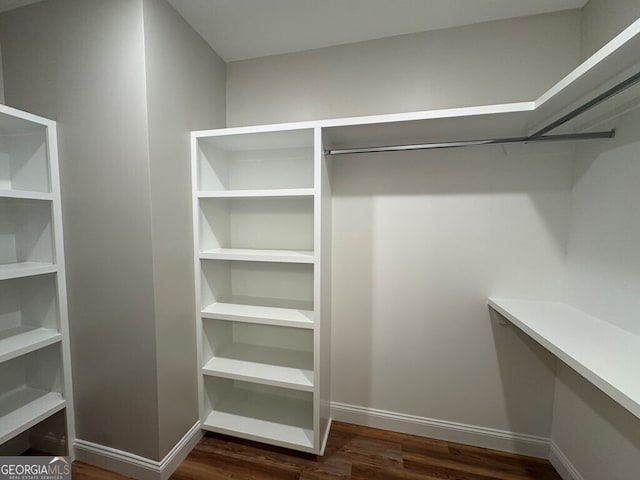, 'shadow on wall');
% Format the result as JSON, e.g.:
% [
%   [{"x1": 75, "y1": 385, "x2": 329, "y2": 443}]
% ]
[
  {"x1": 329, "y1": 144, "x2": 571, "y2": 429},
  {"x1": 553, "y1": 363, "x2": 640, "y2": 476},
  {"x1": 489, "y1": 309, "x2": 557, "y2": 440}
]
